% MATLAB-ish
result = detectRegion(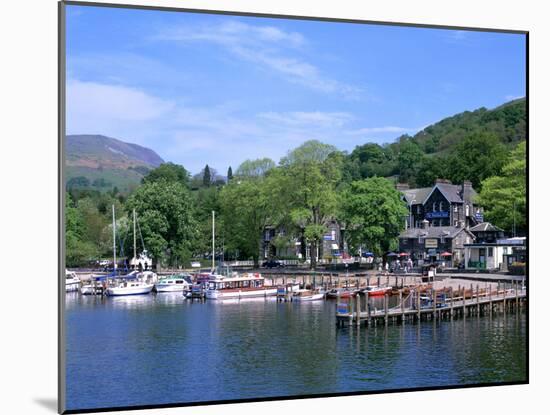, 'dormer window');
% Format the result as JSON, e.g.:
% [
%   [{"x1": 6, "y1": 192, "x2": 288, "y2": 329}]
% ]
[
  {"x1": 433, "y1": 202, "x2": 437, "y2": 212},
  {"x1": 439, "y1": 201, "x2": 444, "y2": 211}
]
